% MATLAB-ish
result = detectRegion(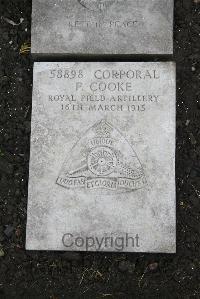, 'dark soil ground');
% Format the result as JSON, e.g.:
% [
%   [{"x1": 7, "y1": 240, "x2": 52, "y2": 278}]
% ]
[{"x1": 0, "y1": 0, "x2": 200, "y2": 298}]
